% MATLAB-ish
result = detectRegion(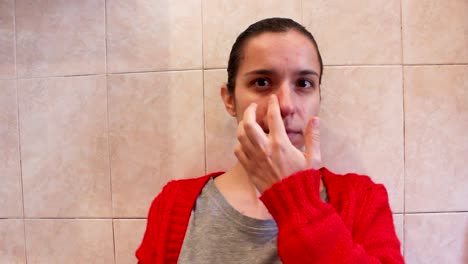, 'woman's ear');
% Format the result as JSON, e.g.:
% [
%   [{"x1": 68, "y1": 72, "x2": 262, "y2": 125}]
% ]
[{"x1": 220, "y1": 85, "x2": 236, "y2": 117}]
